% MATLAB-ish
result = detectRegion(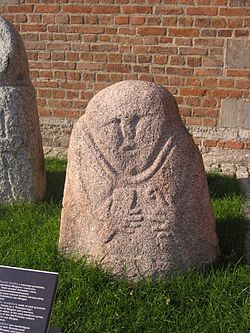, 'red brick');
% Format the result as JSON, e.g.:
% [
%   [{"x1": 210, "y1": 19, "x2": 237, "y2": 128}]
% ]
[
  {"x1": 94, "y1": 53, "x2": 107, "y2": 62},
  {"x1": 21, "y1": 24, "x2": 46, "y2": 32},
  {"x1": 154, "y1": 55, "x2": 168, "y2": 65},
  {"x1": 85, "y1": 16, "x2": 98, "y2": 25},
  {"x1": 235, "y1": 80, "x2": 250, "y2": 89},
  {"x1": 119, "y1": 27, "x2": 135, "y2": 35},
  {"x1": 218, "y1": 30, "x2": 232, "y2": 37},
  {"x1": 187, "y1": 57, "x2": 202, "y2": 67},
  {"x1": 138, "y1": 27, "x2": 166, "y2": 35},
  {"x1": 195, "y1": 68, "x2": 223, "y2": 76},
  {"x1": 187, "y1": 7, "x2": 218, "y2": 15},
  {"x1": 226, "y1": 70, "x2": 250, "y2": 77},
  {"x1": 195, "y1": 18, "x2": 210, "y2": 27},
  {"x1": 179, "y1": 107, "x2": 191, "y2": 116},
  {"x1": 91, "y1": 44, "x2": 117, "y2": 52},
  {"x1": 194, "y1": 38, "x2": 223, "y2": 47},
  {"x1": 115, "y1": 16, "x2": 129, "y2": 25},
  {"x1": 201, "y1": 30, "x2": 216, "y2": 37},
  {"x1": 154, "y1": 76, "x2": 169, "y2": 85},
  {"x1": 220, "y1": 8, "x2": 250, "y2": 16},
  {"x1": 219, "y1": 79, "x2": 234, "y2": 88},
  {"x1": 96, "y1": 73, "x2": 110, "y2": 82},
  {"x1": 203, "y1": 78, "x2": 218, "y2": 87},
  {"x1": 131, "y1": 16, "x2": 145, "y2": 25},
  {"x1": 155, "y1": 7, "x2": 183, "y2": 14},
  {"x1": 139, "y1": 74, "x2": 154, "y2": 82},
  {"x1": 52, "y1": 90, "x2": 65, "y2": 99},
  {"x1": 211, "y1": 89, "x2": 229, "y2": 98},
  {"x1": 132, "y1": 46, "x2": 149, "y2": 54},
  {"x1": 138, "y1": 55, "x2": 152, "y2": 63},
  {"x1": 179, "y1": 47, "x2": 208, "y2": 55},
  {"x1": 186, "y1": 117, "x2": 202, "y2": 125},
  {"x1": 63, "y1": 5, "x2": 91, "y2": 13},
  {"x1": 186, "y1": 77, "x2": 202, "y2": 86},
  {"x1": 107, "y1": 64, "x2": 131, "y2": 73},
  {"x1": 133, "y1": 65, "x2": 149, "y2": 73},
  {"x1": 169, "y1": 28, "x2": 199, "y2": 37},
  {"x1": 92, "y1": 6, "x2": 120, "y2": 14},
  {"x1": 185, "y1": 97, "x2": 201, "y2": 106},
  {"x1": 228, "y1": 90, "x2": 243, "y2": 99},
  {"x1": 147, "y1": 17, "x2": 161, "y2": 25},
  {"x1": 35, "y1": 5, "x2": 58, "y2": 13},
  {"x1": 175, "y1": 38, "x2": 192, "y2": 46},
  {"x1": 56, "y1": 15, "x2": 69, "y2": 24},
  {"x1": 151, "y1": 66, "x2": 165, "y2": 74},
  {"x1": 203, "y1": 58, "x2": 223, "y2": 67},
  {"x1": 225, "y1": 141, "x2": 244, "y2": 149},
  {"x1": 235, "y1": 30, "x2": 249, "y2": 37},
  {"x1": 162, "y1": 17, "x2": 177, "y2": 26},
  {"x1": 180, "y1": 88, "x2": 207, "y2": 96},
  {"x1": 201, "y1": 96, "x2": 217, "y2": 107},
  {"x1": 150, "y1": 46, "x2": 177, "y2": 54},
  {"x1": 66, "y1": 52, "x2": 79, "y2": 61},
  {"x1": 122, "y1": 5, "x2": 152, "y2": 14},
  {"x1": 70, "y1": 15, "x2": 83, "y2": 24},
  {"x1": 203, "y1": 139, "x2": 218, "y2": 147},
  {"x1": 202, "y1": 118, "x2": 217, "y2": 126},
  {"x1": 166, "y1": 67, "x2": 194, "y2": 75},
  {"x1": 211, "y1": 18, "x2": 226, "y2": 28},
  {"x1": 6, "y1": 5, "x2": 33, "y2": 13},
  {"x1": 170, "y1": 56, "x2": 185, "y2": 66},
  {"x1": 178, "y1": 17, "x2": 193, "y2": 27}
]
